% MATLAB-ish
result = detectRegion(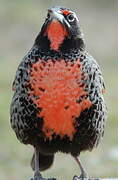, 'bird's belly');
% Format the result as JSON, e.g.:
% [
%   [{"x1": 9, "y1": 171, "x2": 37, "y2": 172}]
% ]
[{"x1": 29, "y1": 59, "x2": 92, "y2": 140}]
